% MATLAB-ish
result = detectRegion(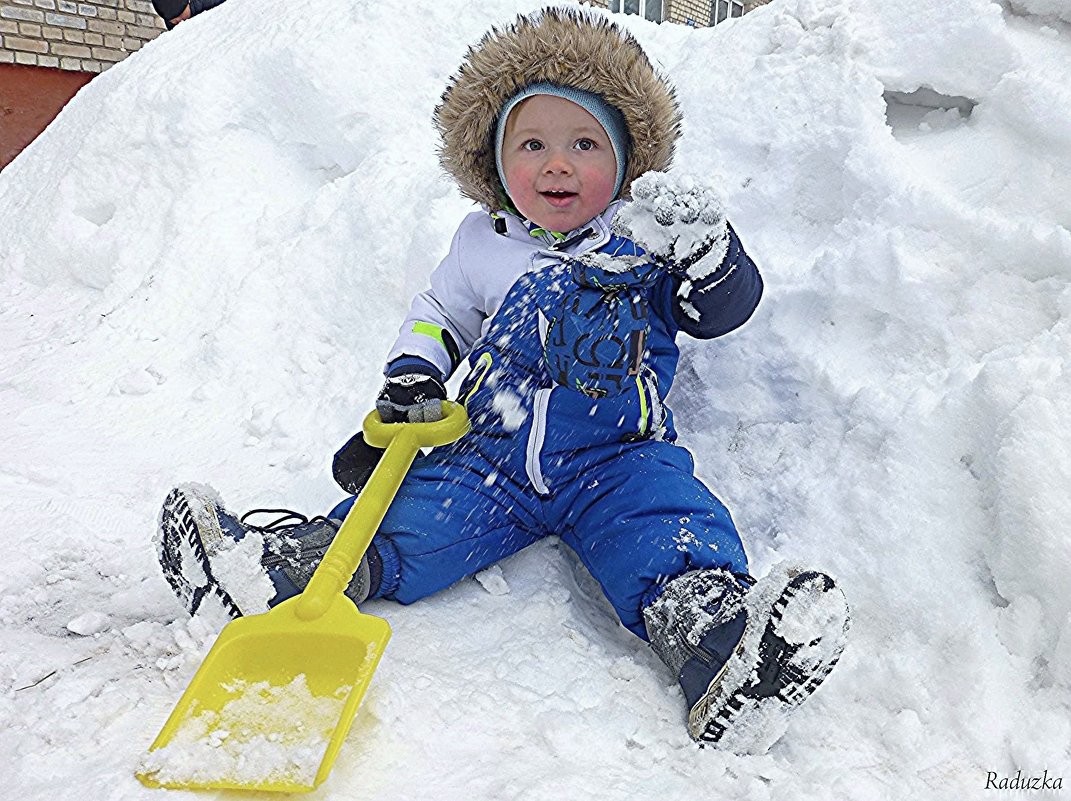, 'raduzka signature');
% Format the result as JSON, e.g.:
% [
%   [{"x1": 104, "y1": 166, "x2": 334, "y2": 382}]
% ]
[{"x1": 985, "y1": 770, "x2": 1063, "y2": 791}]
